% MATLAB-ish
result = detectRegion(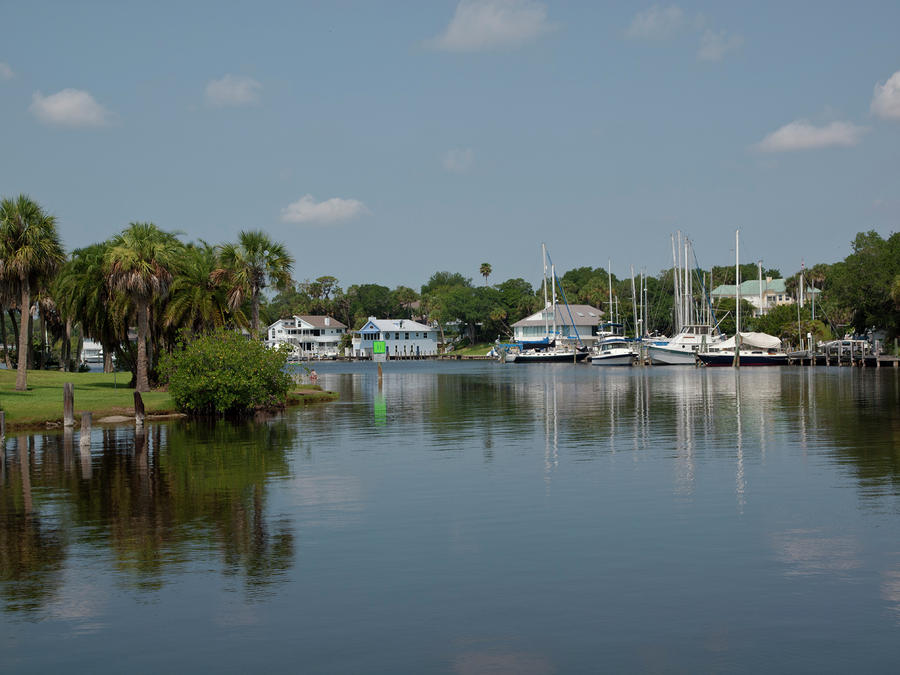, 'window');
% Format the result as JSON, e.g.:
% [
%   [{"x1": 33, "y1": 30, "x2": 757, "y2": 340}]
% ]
[
  {"x1": 405, "y1": 332, "x2": 409, "y2": 339},
  {"x1": 395, "y1": 332, "x2": 399, "y2": 340}
]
